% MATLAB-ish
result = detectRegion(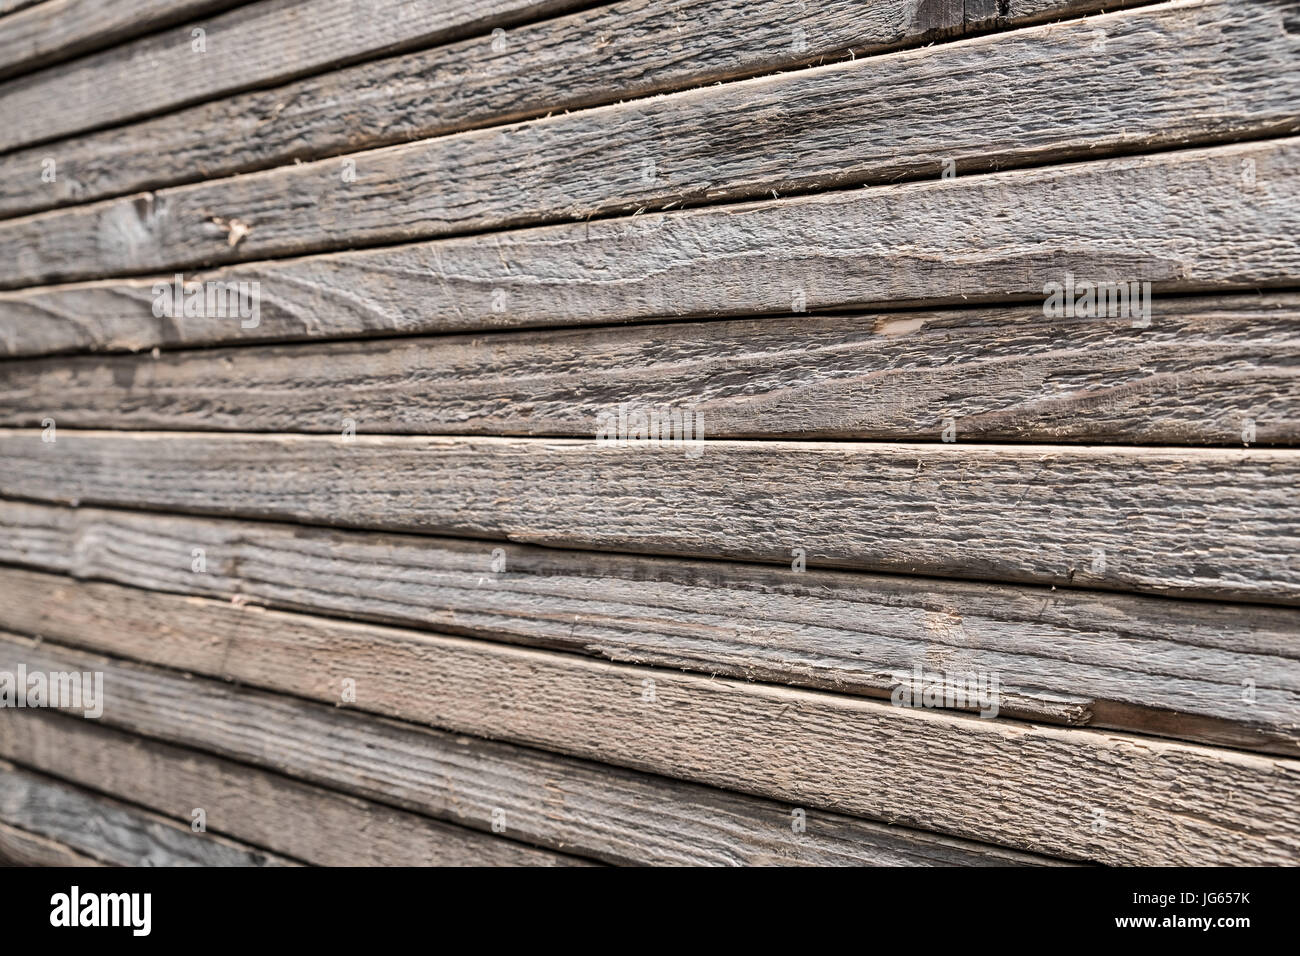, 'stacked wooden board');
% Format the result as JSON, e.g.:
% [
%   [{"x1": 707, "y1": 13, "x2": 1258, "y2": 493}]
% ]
[{"x1": 0, "y1": 0, "x2": 1297, "y2": 866}]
